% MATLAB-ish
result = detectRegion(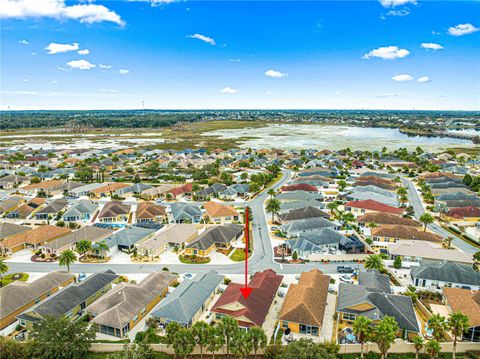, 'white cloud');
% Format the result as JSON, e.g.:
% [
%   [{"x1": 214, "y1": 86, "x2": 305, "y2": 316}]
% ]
[
  {"x1": 45, "y1": 42, "x2": 79, "y2": 54},
  {"x1": 418, "y1": 76, "x2": 431, "y2": 83},
  {"x1": 421, "y1": 42, "x2": 444, "y2": 51},
  {"x1": 265, "y1": 69, "x2": 288, "y2": 78},
  {"x1": 220, "y1": 86, "x2": 238, "y2": 94},
  {"x1": 23, "y1": 78, "x2": 29, "y2": 82},
  {"x1": 378, "y1": 0, "x2": 416, "y2": 7},
  {"x1": 119, "y1": 69, "x2": 129, "y2": 75},
  {"x1": 100, "y1": 88, "x2": 119, "y2": 93},
  {"x1": 99, "y1": 64, "x2": 111, "y2": 69},
  {"x1": 392, "y1": 74, "x2": 413, "y2": 82},
  {"x1": 188, "y1": 33, "x2": 216, "y2": 45},
  {"x1": 229, "y1": 59, "x2": 241, "y2": 62},
  {"x1": 362, "y1": 46, "x2": 410, "y2": 60},
  {"x1": 77, "y1": 49, "x2": 89, "y2": 55},
  {"x1": 52, "y1": 80, "x2": 58, "y2": 84},
  {"x1": 448, "y1": 23, "x2": 479, "y2": 36},
  {"x1": 376, "y1": 93, "x2": 399, "y2": 98},
  {"x1": 66, "y1": 59, "x2": 95, "y2": 70},
  {"x1": 0, "y1": 0, "x2": 124, "y2": 26},
  {"x1": 18, "y1": 39, "x2": 28, "y2": 45}
]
